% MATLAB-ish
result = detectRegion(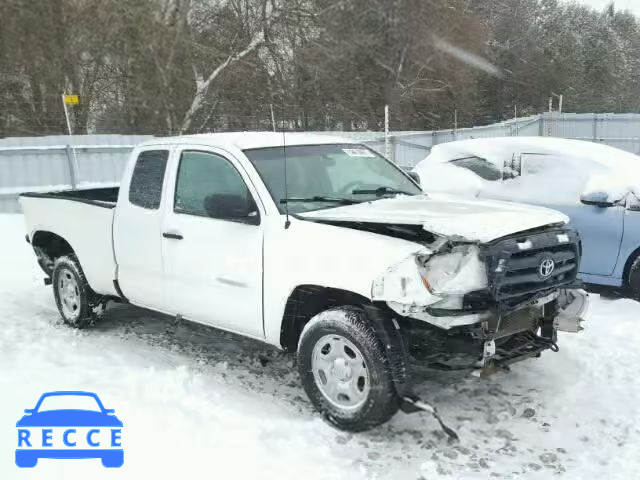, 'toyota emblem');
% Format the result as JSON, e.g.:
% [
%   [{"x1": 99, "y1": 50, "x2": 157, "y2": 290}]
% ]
[{"x1": 538, "y1": 258, "x2": 555, "y2": 278}]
